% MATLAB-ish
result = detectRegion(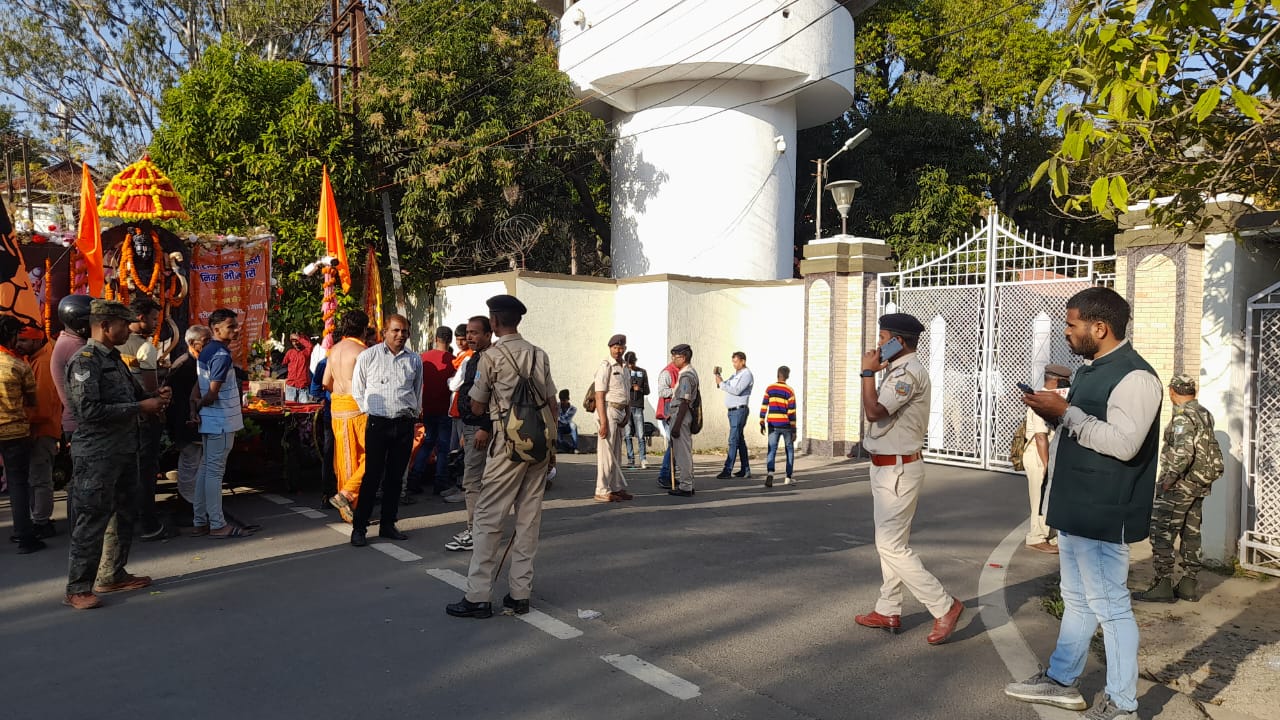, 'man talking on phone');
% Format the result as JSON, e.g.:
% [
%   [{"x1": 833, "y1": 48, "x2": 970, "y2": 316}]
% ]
[{"x1": 853, "y1": 313, "x2": 965, "y2": 645}]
